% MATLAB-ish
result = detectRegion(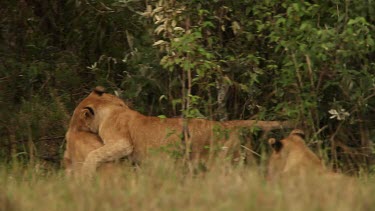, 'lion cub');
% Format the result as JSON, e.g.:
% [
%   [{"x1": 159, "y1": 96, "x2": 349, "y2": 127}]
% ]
[
  {"x1": 64, "y1": 131, "x2": 117, "y2": 177},
  {"x1": 267, "y1": 129, "x2": 357, "y2": 192},
  {"x1": 267, "y1": 129, "x2": 327, "y2": 181}
]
